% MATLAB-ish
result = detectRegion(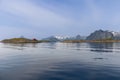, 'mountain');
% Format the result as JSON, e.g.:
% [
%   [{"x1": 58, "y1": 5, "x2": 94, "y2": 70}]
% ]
[
  {"x1": 42, "y1": 35, "x2": 86, "y2": 42},
  {"x1": 42, "y1": 36, "x2": 60, "y2": 42},
  {"x1": 66, "y1": 35, "x2": 86, "y2": 40},
  {"x1": 42, "y1": 36, "x2": 73, "y2": 42},
  {"x1": 42, "y1": 30, "x2": 120, "y2": 42},
  {"x1": 54, "y1": 36, "x2": 71, "y2": 40},
  {"x1": 86, "y1": 29, "x2": 114, "y2": 40},
  {"x1": 112, "y1": 31, "x2": 120, "y2": 40},
  {"x1": 75, "y1": 35, "x2": 86, "y2": 40}
]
